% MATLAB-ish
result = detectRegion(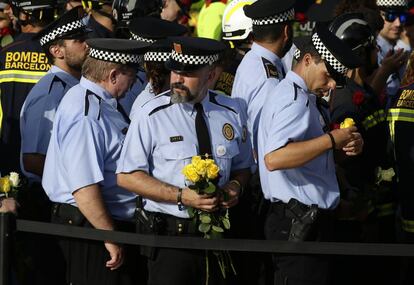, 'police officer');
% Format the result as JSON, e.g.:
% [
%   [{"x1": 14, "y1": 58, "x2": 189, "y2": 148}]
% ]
[
  {"x1": 257, "y1": 23, "x2": 363, "y2": 285},
  {"x1": 20, "y1": 6, "x2": 89, "y2": 218},
  {"x1": 117, "y1": 36, "x2": 253, "y2": 285},
  {"x1": 128, "y1": 16, "x2": 187, "y2": 118},
  {"x1": 42, "y1": 38, "x2": 150, "y2": 285},
  {"x1": 376, "y1": 0, "x2": 410, "y2": 106},
  {"x1": 0, "y1": 0, "x2": 55, "y2": 175},
  {"x1": 232, "y1": 0, "x2": 295, "y2": 153}
]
